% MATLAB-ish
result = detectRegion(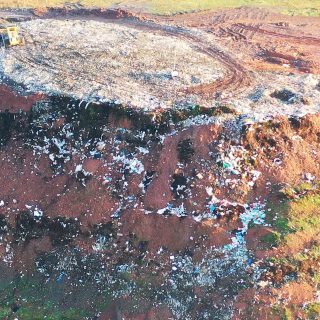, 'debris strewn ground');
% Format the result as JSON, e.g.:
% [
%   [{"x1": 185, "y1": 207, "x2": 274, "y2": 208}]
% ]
[
  {"x1": 1, "y1": 11, "x2": 320, "y2": 118},
  {"x1": 0, "y1": 5, "x2": 320, "y2": 320}
]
